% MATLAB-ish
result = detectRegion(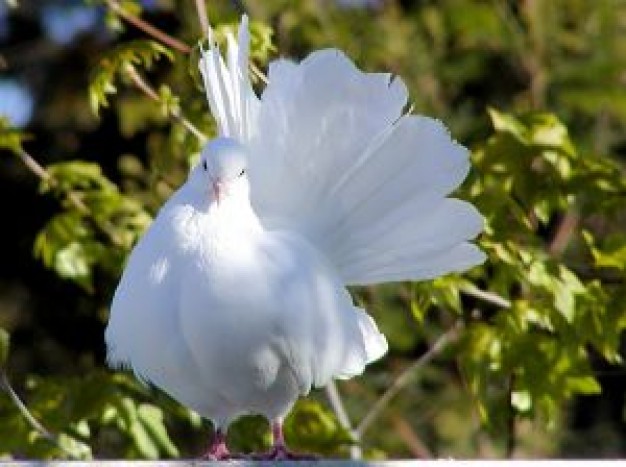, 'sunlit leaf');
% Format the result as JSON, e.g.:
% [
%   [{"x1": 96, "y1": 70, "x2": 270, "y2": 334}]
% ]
[{"x1": 89, "y1": 40, "x2": 174, "y2": 115}]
